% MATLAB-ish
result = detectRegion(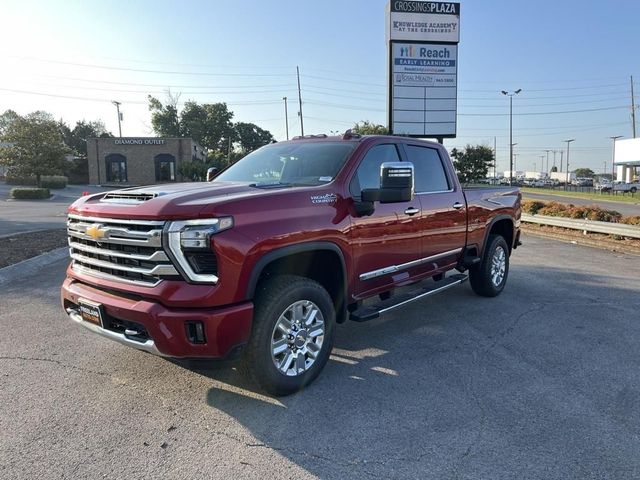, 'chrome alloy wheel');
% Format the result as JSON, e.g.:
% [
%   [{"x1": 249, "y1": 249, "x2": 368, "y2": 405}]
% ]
[
  {"x1": 490, "y1": 245, "x2": 507, "y2": 287},
  {"x1": 270, "y1": 300, "x2": 325, "y2": 377}
]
